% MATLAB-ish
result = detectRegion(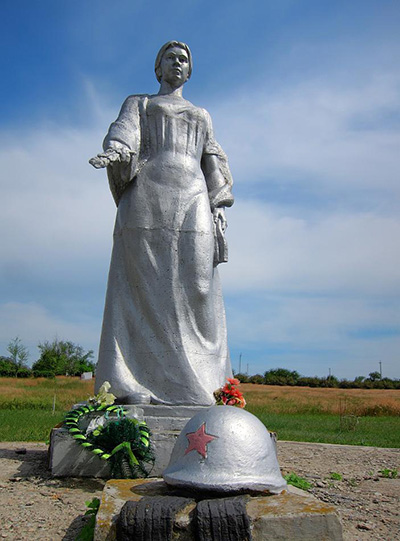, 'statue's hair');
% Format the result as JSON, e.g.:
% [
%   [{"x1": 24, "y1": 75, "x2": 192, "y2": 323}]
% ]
[{"x1": 154, "y1": 41, "x2": 192, "y2": 83}]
